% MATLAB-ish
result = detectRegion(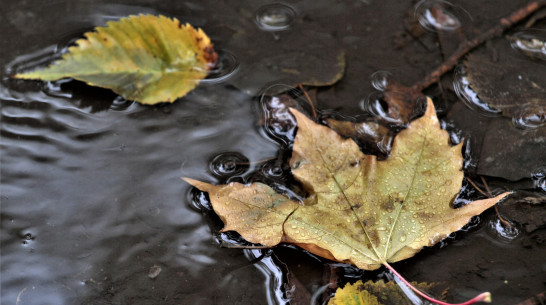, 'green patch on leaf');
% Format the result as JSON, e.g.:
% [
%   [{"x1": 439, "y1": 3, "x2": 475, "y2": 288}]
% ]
[{"x1": 14, "y1": 15, "x2": 218, "y2": 105}]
